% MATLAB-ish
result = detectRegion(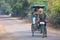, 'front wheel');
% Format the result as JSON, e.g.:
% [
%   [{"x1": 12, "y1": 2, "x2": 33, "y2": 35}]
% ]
[{"x1": 42, "y1": 25, "x2": 47, "y2": 38}]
